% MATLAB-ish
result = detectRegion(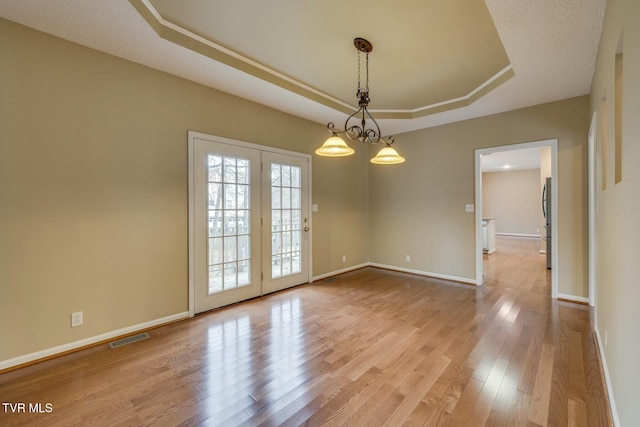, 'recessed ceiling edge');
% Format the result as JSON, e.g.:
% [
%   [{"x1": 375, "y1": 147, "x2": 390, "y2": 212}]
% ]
[{"x1": 129, "y1": 0, "x2": 513, "y2": 120}]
